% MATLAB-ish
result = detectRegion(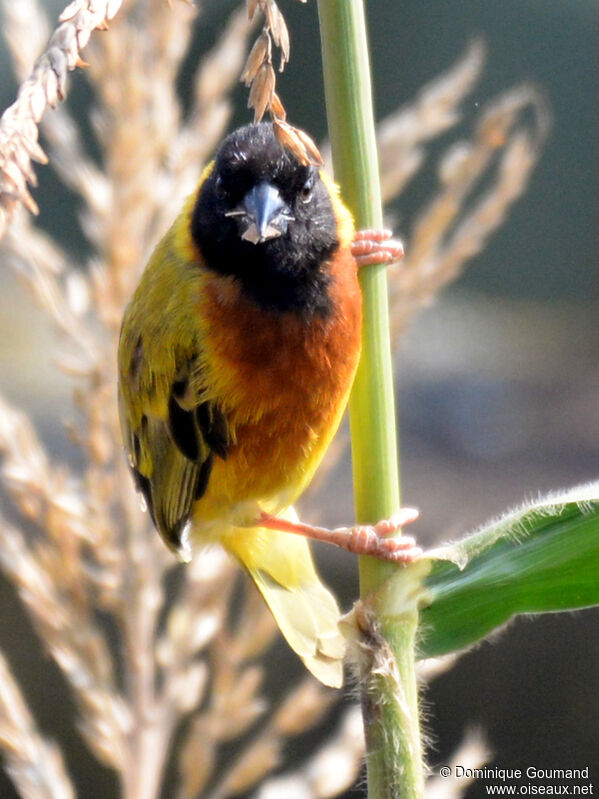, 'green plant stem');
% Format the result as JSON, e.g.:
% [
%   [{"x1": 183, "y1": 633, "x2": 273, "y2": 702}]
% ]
[
  {"x1": 359, "y1": 607, "x2": 422, "y2": 799},
  {"x1": 317, "y1": 1, "x2": 424, "y2": 797}
]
